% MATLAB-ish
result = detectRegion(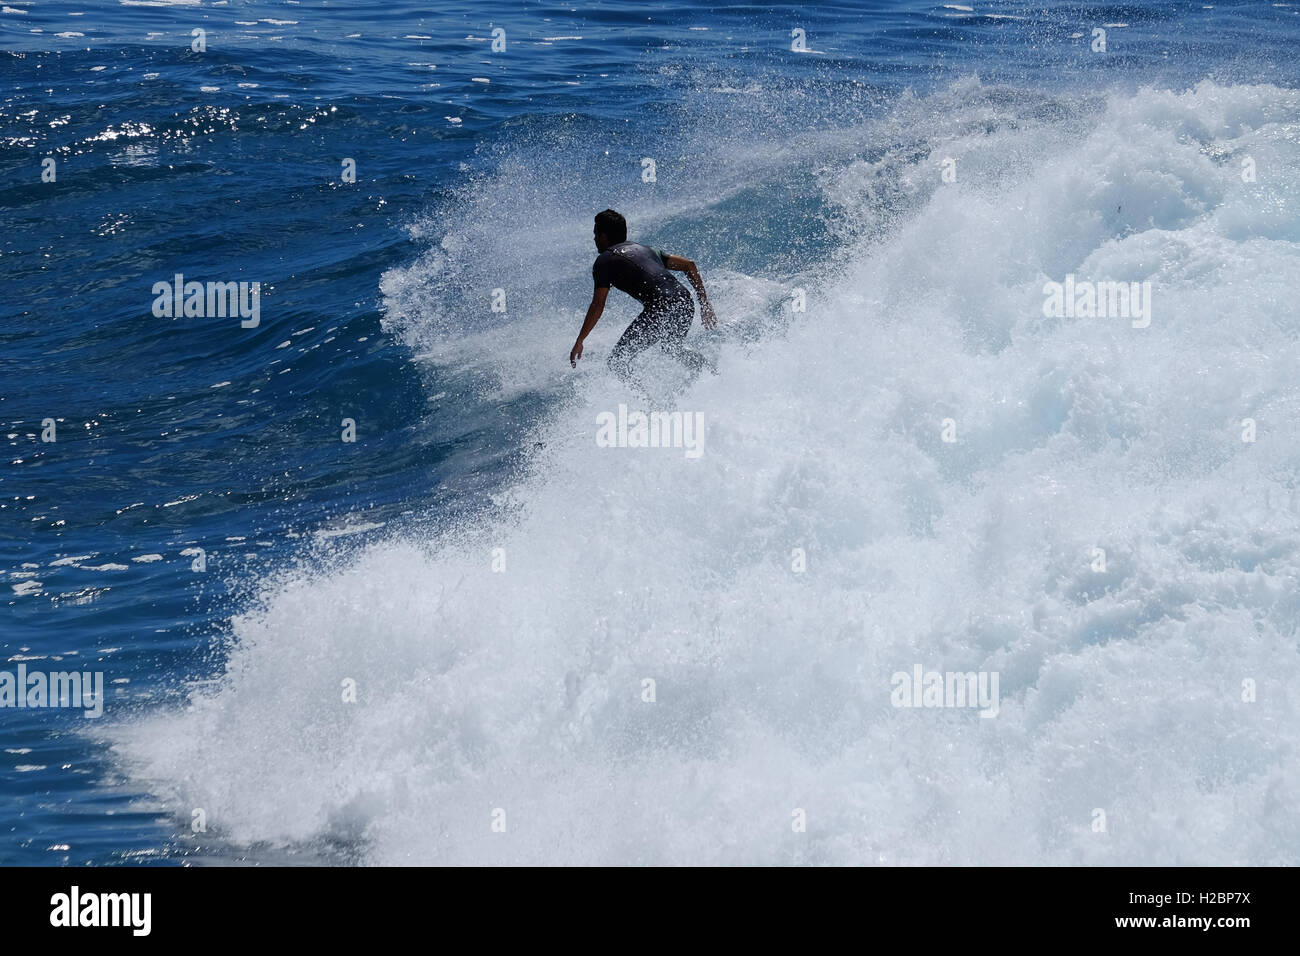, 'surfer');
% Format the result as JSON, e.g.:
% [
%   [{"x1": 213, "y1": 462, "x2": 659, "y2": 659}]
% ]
[{"x1": 569, "y1": 209, "x2": 717, "y2": 382}]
